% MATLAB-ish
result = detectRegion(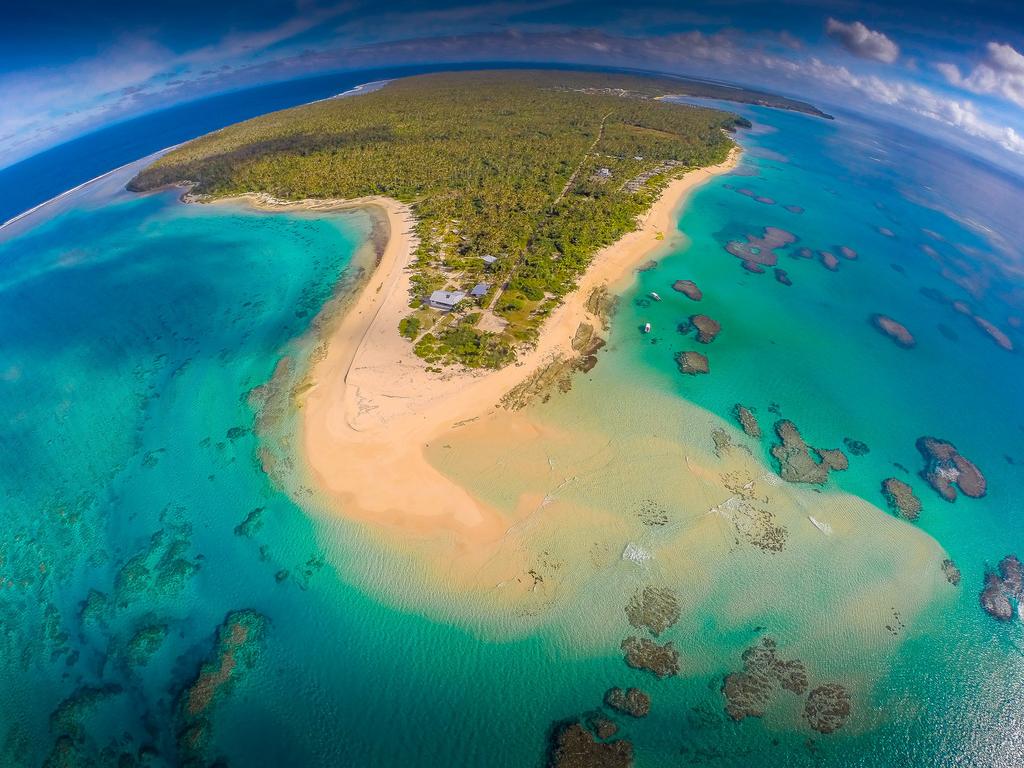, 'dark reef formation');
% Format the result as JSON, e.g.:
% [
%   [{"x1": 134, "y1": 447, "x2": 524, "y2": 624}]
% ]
[
  {"x1": 837, "y1": 245, "x2": 858, "y2": 260},
  {"x1": 547, "y1": 722, "x2": 633, "y2": 768},
  {"x1": 725, "y1": 227, "x2": 797, "y2": 273},
  {"x1": 770, "y1": 421, "x2": 847, "y2": 484},
  {"x1": 676, "y1": 351, "x2": 709, "y2": 376},
  {"x1": 587, "y1": 715, "x2": 618, "y2": 740},
  {"x1": 870, "y1": 314, "x2": 916, "y2": 348},
  {"x1": 625, "y1": 586, "x2": 680, "y2": 636},
  {"x1": 672, "y1": 280, "x2": 703, "y2": 301},
  {"x1": 881, "y1": 478, "x2": 922, "y2": 521},
  {"x1": 721, "y1": 637, "x2": 808, "y2": 722},
  {"x1": 916, "y1": 436, "x2": 986, "y2": 501},
  {"x1": 684, "y1": 314, "x2": 721, "y2": 344},
  {"x1": 843, "y1": 437, "x2": 869, "y2": 456},
  {"x1": 774, "y1": 268, "x2": 792, "y2": 286},
  {"x1": 125, "y1": 623, "x2": 169, "y2": 667},
  {"x1": 942, "y1": 558, "x2": 961, "y2": 587},
  {"x1": 175, "y1": 609, "x2": 269, "y2": 764},
  {"x1": 733, "y1": 405, "x2": 761, "y2": 438},
  {"x1": 233, "y1": 506, "x2": 265, "y2": 538},
  {"x1": 621, "y1": 636, "x2": 680, "y2": 678},
  {"x1": 803, "y1": 684, "x2": 852, "y2": 734},
  {"x1": 604, "y1": 687, "x2": 651, "y2": 718},
  {"x1": 980, "y1": 555, "x2": 1022, "y2": 621},
  {"x1": 818, "y1": 251, "x2": 839, "y2": 271}
]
